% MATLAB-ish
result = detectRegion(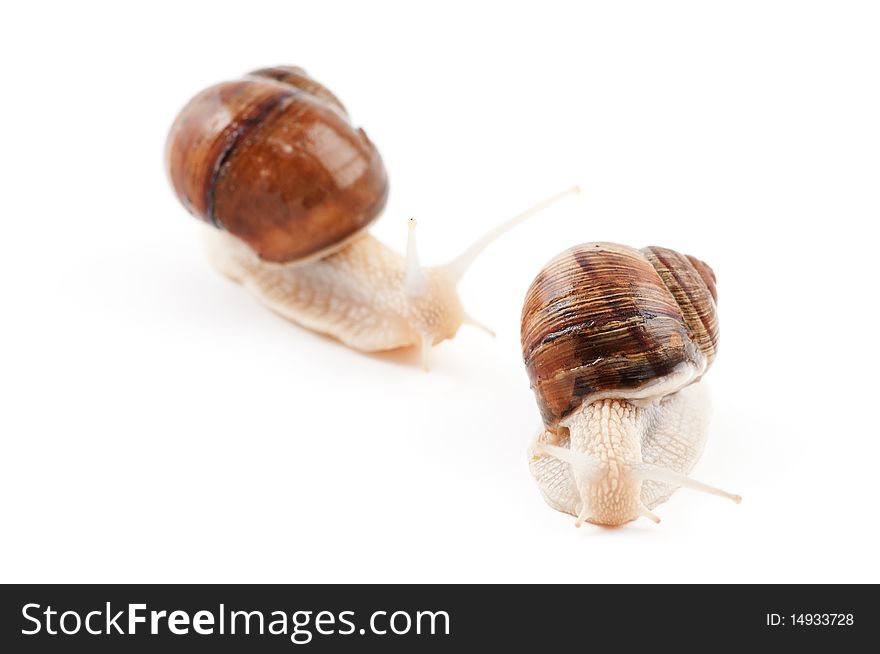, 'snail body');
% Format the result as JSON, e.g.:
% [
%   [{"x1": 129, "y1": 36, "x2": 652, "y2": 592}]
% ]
[
  {"x1": 167, "y1": 66, "x2": 577, "y2": 368},
  {"x1": 522, "y1": 242, "x2": 740, "y2": 526},
  {"x1": 204, "y1": 227, "x2": 464, "y2": 354}
]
